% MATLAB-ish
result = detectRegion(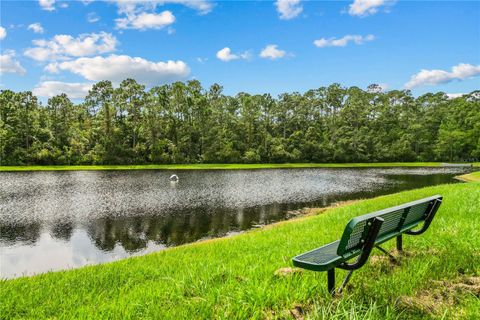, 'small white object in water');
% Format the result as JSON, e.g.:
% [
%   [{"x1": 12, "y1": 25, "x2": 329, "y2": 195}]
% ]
[{"x1": 170, "y1": 174, "x2": 179, "y2": 182}]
